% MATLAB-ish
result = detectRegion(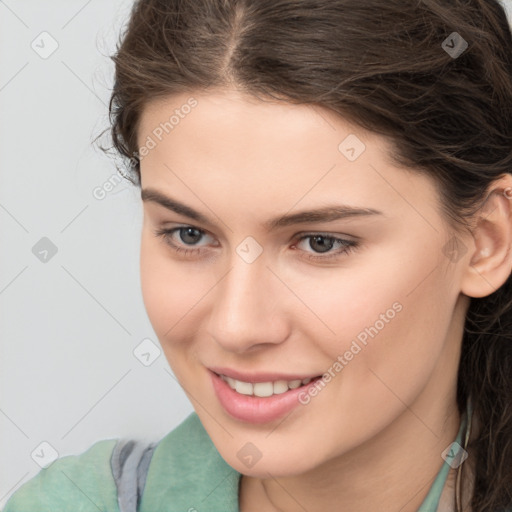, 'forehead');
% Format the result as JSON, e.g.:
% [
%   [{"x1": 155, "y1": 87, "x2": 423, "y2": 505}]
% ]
[
  {"x1": 138, "y1": 89, "x2": 395, "y2": 176},
  {"x1": 139, "y1": 89, "x2": 382, "y2": 150},
  {"x1": 137, "y1": 90, "x2": 440, "y2": 226}
]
